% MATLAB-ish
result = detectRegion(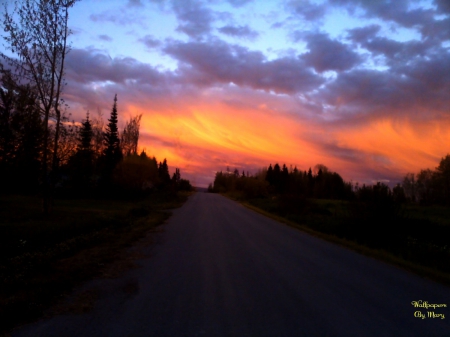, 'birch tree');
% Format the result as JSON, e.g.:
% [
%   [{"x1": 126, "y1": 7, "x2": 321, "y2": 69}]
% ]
[{"x1": 1, "y1": 0, "x2": 79, "y2": 213}]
